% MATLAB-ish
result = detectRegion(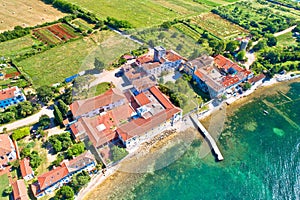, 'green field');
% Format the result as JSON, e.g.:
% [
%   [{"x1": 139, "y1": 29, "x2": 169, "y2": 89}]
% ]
[
  {"x1": 66, "y1": 0, "x2": 238, "y2": 28},
  {"x1": 277, "y1": 32, "x2": 298, "y2": 47},
  {"x1": 213, "y1": 1, "x2": 298, "y2": 37},
  {"x1": 0, "y1": 35, "x2": 38, "y2": 58},
  {"x1": 192, "y1": 13, "x2": 248, "y2": 39},
  {"x1": 132, "y1": 27, "x2": 212, "y2": 58},
  {"x1": 0, "y1": 174, "x2": 9, "y2": 200},
  {"x1": 17, "y1": 31, "x2": 139, "y2": 87},
  {"x1": 71, "y1": 18, "x2": 94, "y2": 31},
  {"x1": 75, "y1": 82, "x2": 112, "y2": 100}
]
